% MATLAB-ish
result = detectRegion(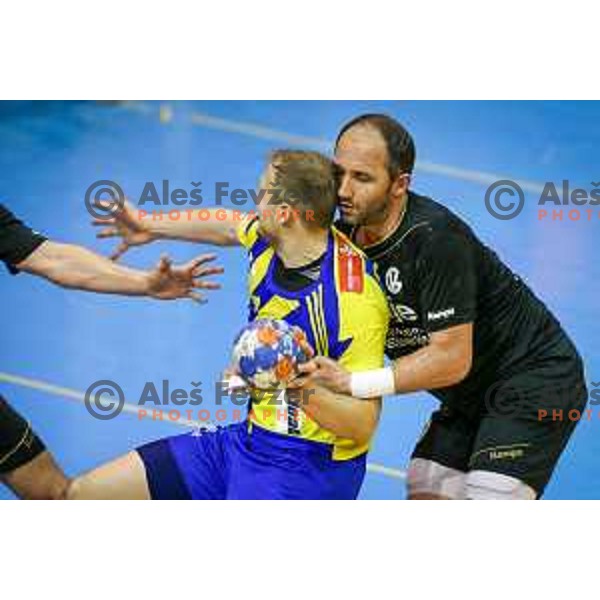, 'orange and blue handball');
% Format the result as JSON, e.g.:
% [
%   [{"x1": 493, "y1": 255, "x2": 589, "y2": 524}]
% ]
[{"x1": 232, "y1": 318, "x2": 314, "y2": 389}]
